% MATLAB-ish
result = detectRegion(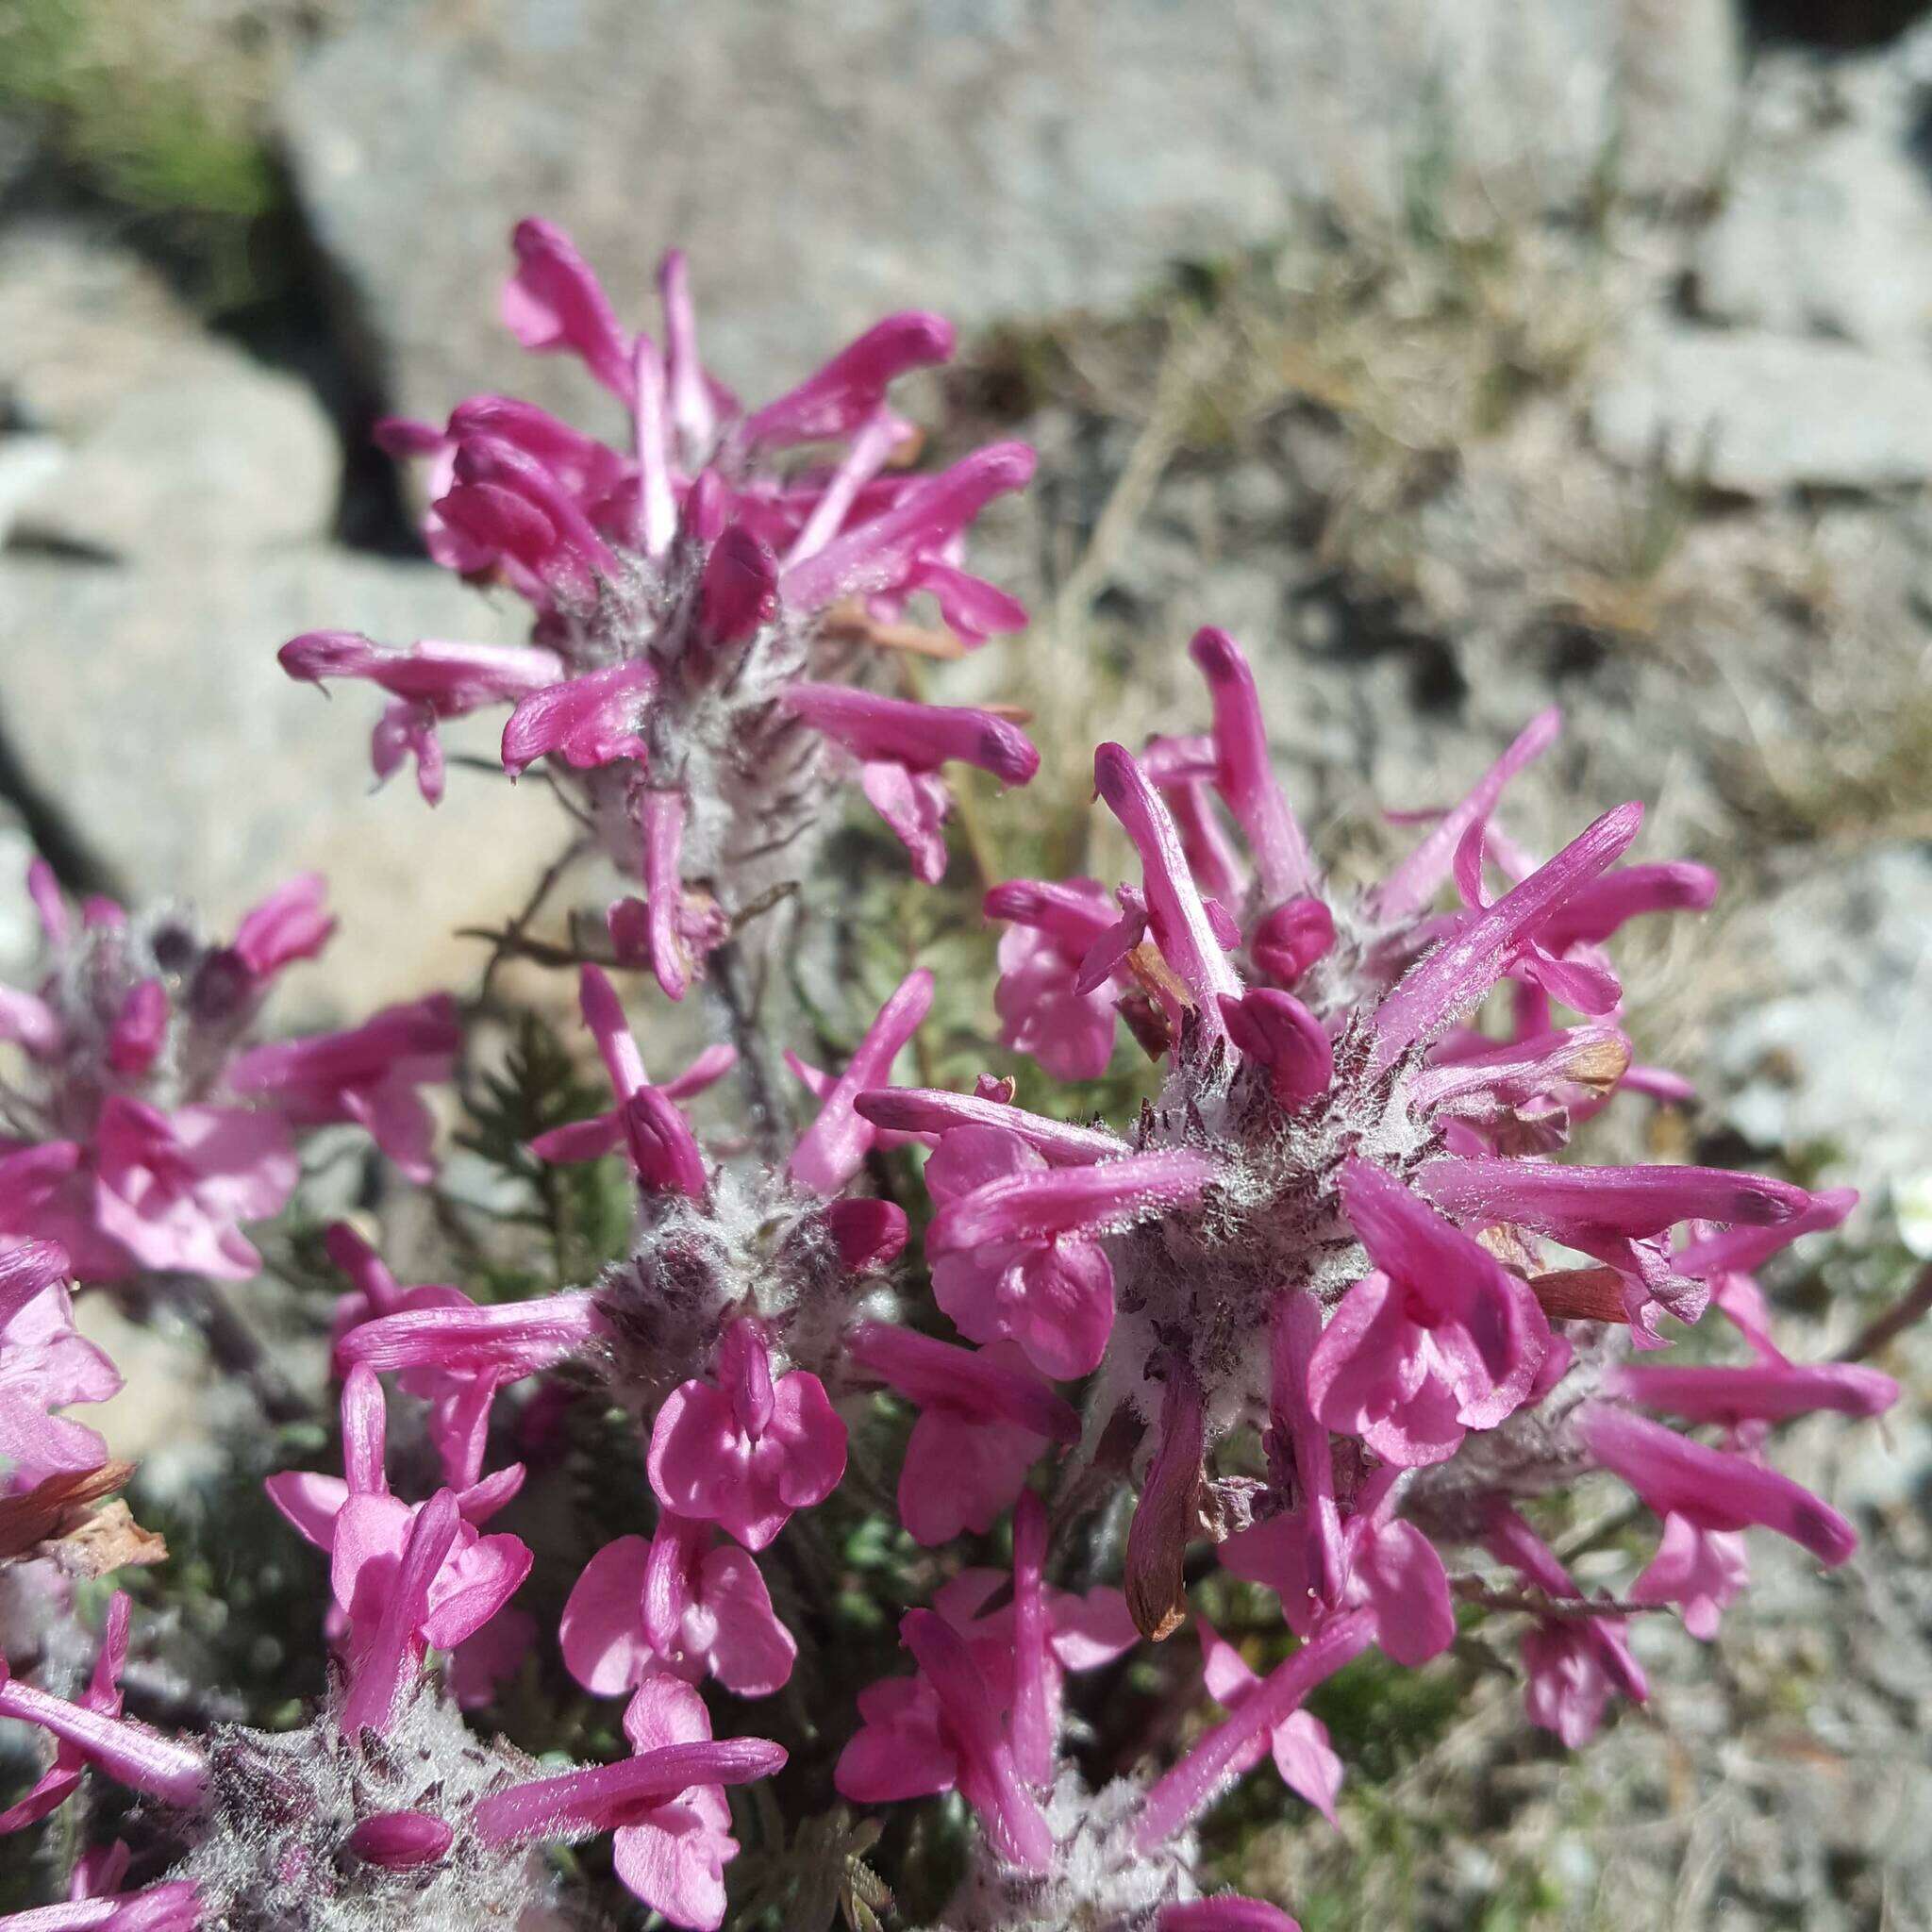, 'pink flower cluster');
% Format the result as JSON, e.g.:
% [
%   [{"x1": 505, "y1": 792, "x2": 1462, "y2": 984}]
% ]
[
  {"x1": 281, "y1": 222, "x2": 1040, "y2": 1000},
  {"x1": 0, "y1": 865, "x2": 455, "y2": 1295},
  {"x1": 0, "y1": 226, "x2": 1902, "y2": 1932},
  {"x1": 853, "y1": 627, "x2": 1894, "y2": 1787}
]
